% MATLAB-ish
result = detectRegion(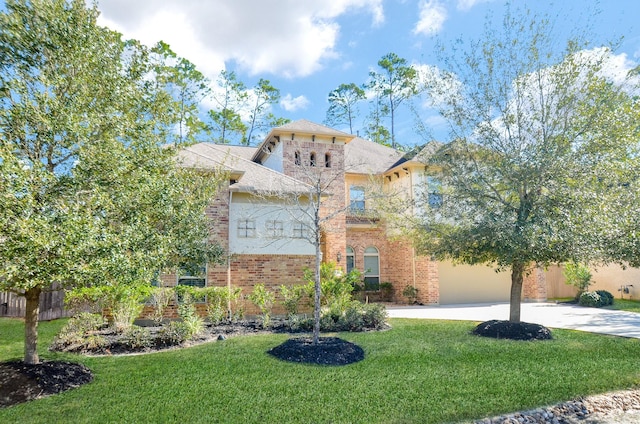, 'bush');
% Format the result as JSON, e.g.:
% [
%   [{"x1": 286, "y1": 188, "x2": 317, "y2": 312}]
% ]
[
  {"x1": 564, "y1": 262, "x2": 592, "y2": 299},
  {"x1": 157, "y1": 321, "x2": 191, "y2": 345},
  {"x1": 121, "y1": 326, "x2": 153, "y2": 349},
  {"x1": 147, "y1": 287, "x2": 174, "y2": 324},
  {"x1": 248, "y1": 283, "x2": 275, "y2": 328},
  {"x1": 279, "y1": 284, "x2": 305, "y2": 317},
  {"x1": 579, "y1": 290, "x2": 613, "y2": 308},
  {"x1": 596, "y1": 290, "x2": 614, "y2": 306},
  {"x1": 50, "y1": 313, "x2": 107, "y2": 353},
  {"x1": 303, "y1": 262, "x2": 361, "y2": 309},
  {"x1": 176, "y1": 292, "x2": 204, "y2": 339},
  {"x1": 402, "y1": 285, "x2": 419, "y2": 304},
  {"x1": 316, "y1": 301, "x2": 388, "y2": 332}
]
